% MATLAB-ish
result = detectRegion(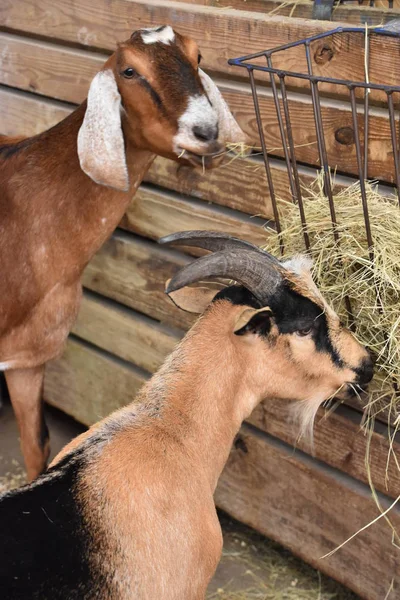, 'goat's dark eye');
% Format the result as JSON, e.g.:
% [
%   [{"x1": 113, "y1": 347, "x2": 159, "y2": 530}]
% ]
[
  {"x1": 123, "y1": 68, "x2": 136, "y2": 78},
  {"x1": 197, "y1": 53, "x2": 202, "y2": 65},
  {"x1": 296, "y1": 326, "x2": 313, "y2": 337}
]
